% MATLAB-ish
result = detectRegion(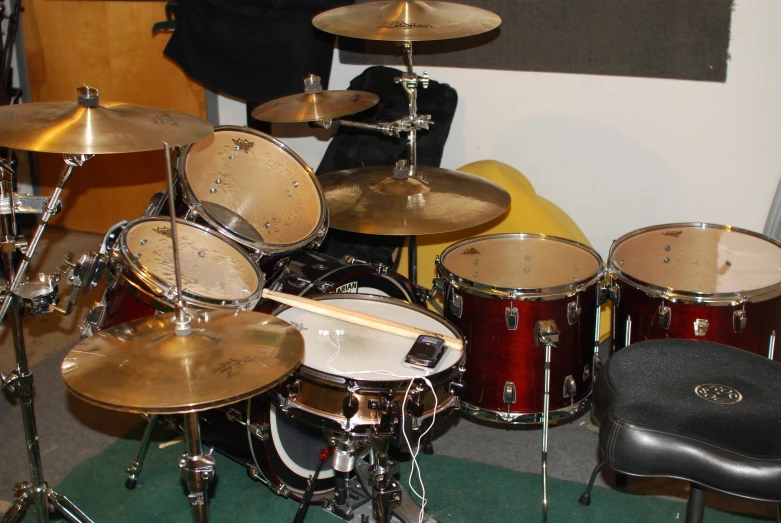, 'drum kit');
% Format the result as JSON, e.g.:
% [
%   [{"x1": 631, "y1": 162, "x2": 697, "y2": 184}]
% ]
[{"x1": 1, "y1": 2, "x2": 780, "y2": 523}]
